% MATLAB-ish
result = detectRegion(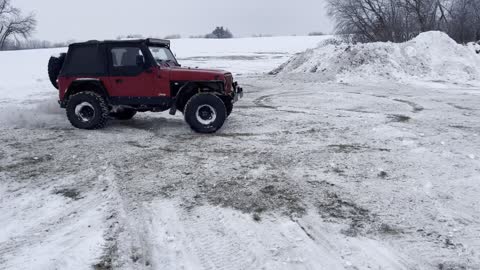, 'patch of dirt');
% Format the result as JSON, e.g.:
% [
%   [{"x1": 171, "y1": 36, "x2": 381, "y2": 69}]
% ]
[
  {"x1": 306, "y1": 180, "x2": 336, "y2": 188},
  {"x1": 93, "y1": 242, "x2": 118, "y2": 270},
  {"x1": 337, "y1": 107, "x2": 376, "y2": 114},
  {"x1": 449, "y1": 125, "x2": 472, "y2": 130},
  {"x1": 388, "y1": 114, "x2": 411, "y2": 123},
  {"x1": 393, "y1": 99, "x2": 424, "y2": 113},
  {"x1": 157, "y1": 182, "x2": 182, "y2": 198},
  {"x1": 437, "y1": 262, "x2": 467, "y2": 270},
  {"x1": 1, "y1": 155, "x2": 53, "y2": 170},
  {"x1": 317, "y1": 192, "x2": 370, "y2": 220},
  {"x1": 6, "y1": 142, "x2": 26, "y2": 149},
  {"x1": 448, "y1": 103, "x2": 476, "y2": 111},
  {"x1": 416, "y1": 229, "x2": 464, "y2": 251},
  {"x1": 53, "y1": 188, "x2": 83, "y2": 200},
  {"x1": 0, "y1": 155, "x2": 54, "y2": 178},
  {"x1": 196, "y1": 175, "x2": 306, "y2": 216},
  {"x1": 328, "y1": 144, "x2": 363, "y2": 153},
  {"x1": 378, "y1": 171, "x2": 389, "y2": 178},
  {"x1": 328, "y1": 144, "x2": 390, "y2": 153},
  {"x1": 126, "y1": 141, "x2": 150, "y2": 149},
  {"x1": 316, "y1": 191, "x2": 374, "y2": 236},
  {"x1": 377, "y1": 223, "x2": 402, "y2": 235},
  {"x1": 214, "y1": 132, "x2": 258, "y2": 138}
]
